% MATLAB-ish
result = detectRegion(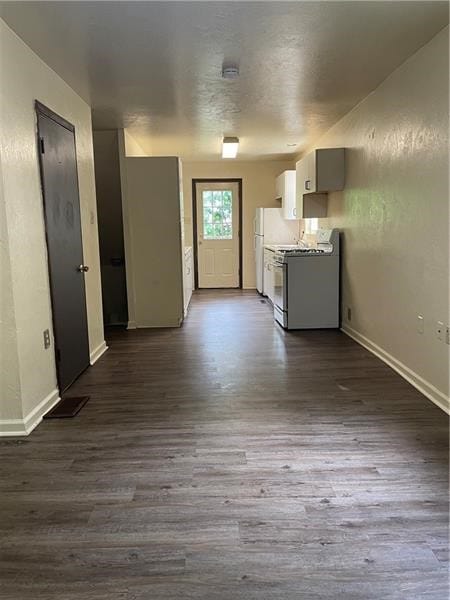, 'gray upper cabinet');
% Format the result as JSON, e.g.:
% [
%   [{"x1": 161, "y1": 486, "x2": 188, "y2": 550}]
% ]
[
  {"x1": 297, "y1": 148, "x2": 345, "y2": 194},
  {"x1": 295, "y1": 148, "x2": 345, "y2": 218}
]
